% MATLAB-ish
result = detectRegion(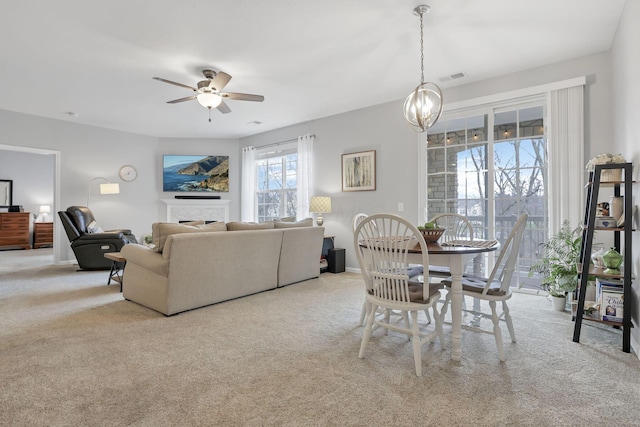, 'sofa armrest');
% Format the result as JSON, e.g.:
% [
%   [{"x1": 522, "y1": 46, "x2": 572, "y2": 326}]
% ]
[
  {"x1": 278, "y1": 226, "x2": 324, "y2": 286},
  {"x1": 121, "y1": 244, "x2": 169, "y2": 277}
]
